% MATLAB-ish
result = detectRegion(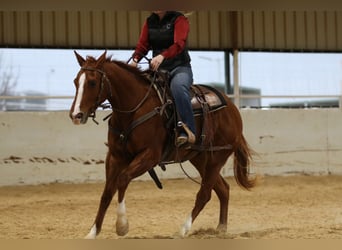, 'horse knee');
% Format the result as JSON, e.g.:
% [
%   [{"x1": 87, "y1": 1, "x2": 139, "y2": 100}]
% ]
[{"x1": 196, "y1": 188, "x2": 212, "y2": 206}]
